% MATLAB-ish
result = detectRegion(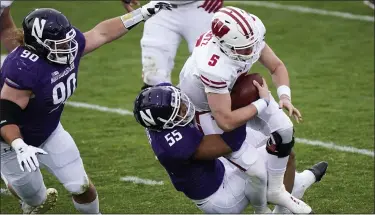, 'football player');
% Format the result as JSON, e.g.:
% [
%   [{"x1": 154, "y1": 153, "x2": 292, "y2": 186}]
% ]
[
  {"x1": 179, "y1": 6, "x2": 309, "y2": 213},
  {"x1": 121, "y1": 0, "x2": 223, "y2": 89},
  {"x1": 0, "y1": 2, "x2": 172, "y2": 214},
  {"x1": 133, "y1": 85, "x2": 327, "y2": 213}
]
